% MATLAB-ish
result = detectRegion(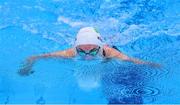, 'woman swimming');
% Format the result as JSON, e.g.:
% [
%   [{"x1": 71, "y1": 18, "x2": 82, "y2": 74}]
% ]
[{"x1": 18, "y1": 27, "x2": 160, "y2": 76}]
